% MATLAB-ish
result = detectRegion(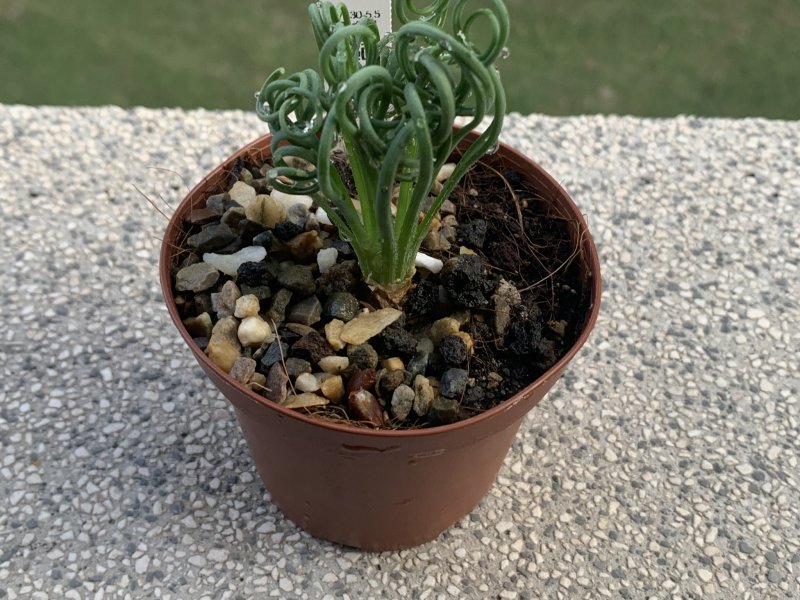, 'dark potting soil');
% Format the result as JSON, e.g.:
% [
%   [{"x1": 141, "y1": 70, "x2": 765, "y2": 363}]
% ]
[{"x1": 170, "y1": 153, "x2": 592, "y2": 429}]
